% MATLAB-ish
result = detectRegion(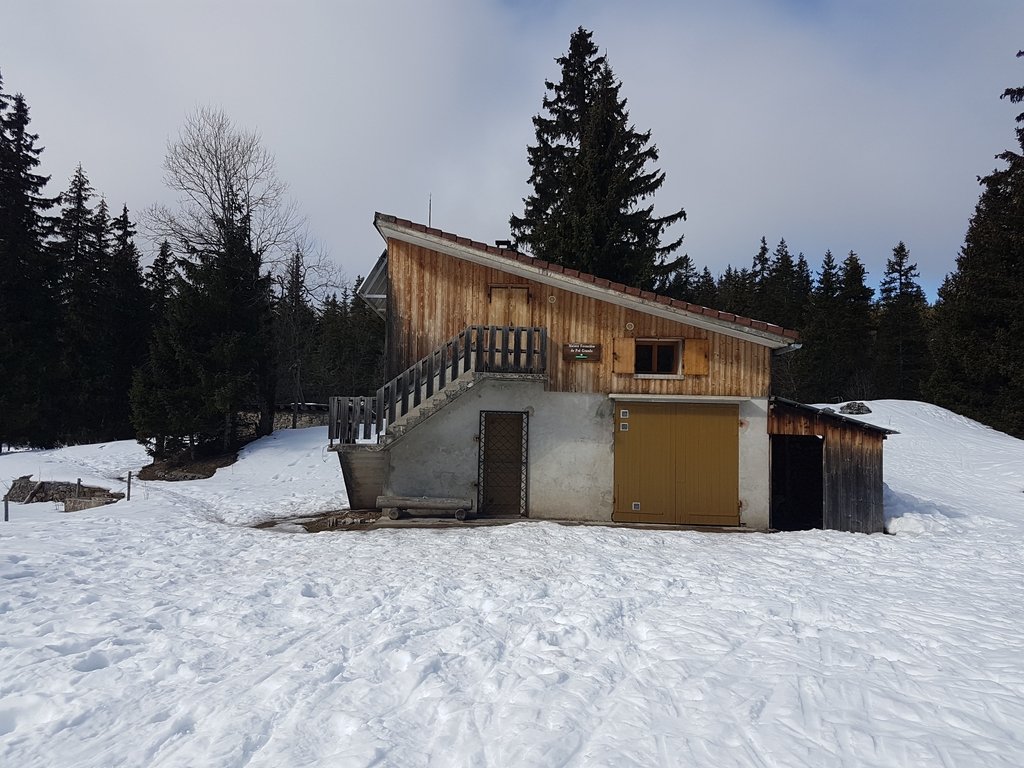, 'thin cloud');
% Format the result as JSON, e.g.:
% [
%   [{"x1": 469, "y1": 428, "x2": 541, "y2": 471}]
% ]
[{"x1": 3, "y1": 0, "x2": 1022, "y2": 297}]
